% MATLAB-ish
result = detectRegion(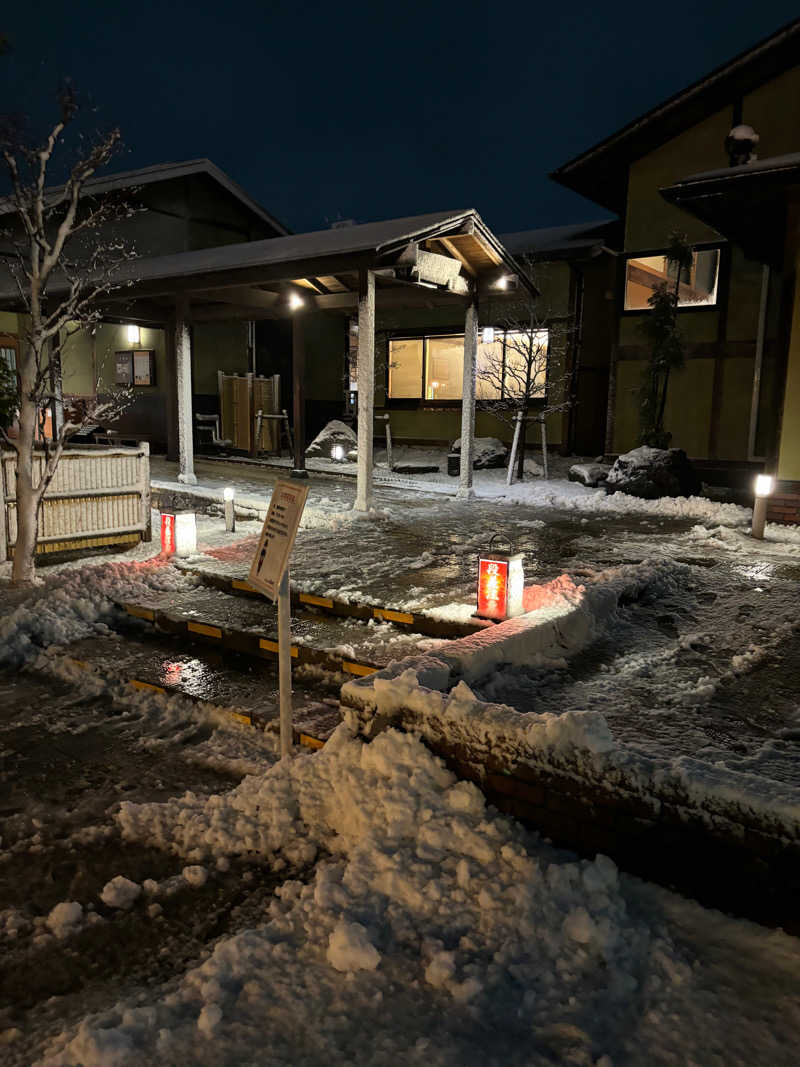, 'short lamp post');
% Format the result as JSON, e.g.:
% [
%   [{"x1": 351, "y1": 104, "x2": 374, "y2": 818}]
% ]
[
  {"x1": 175, "y1": 511, "x2": 197, "y2": 558},
  {"x1": 751, "y1": 474, "x2": 774, "y2": 540},
  {"x1": 223, "y1": 486, "x2": 236, "y2": 533},
  {"x1": 476, "y1": 552, "x2": 525, "y2": 621}
]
